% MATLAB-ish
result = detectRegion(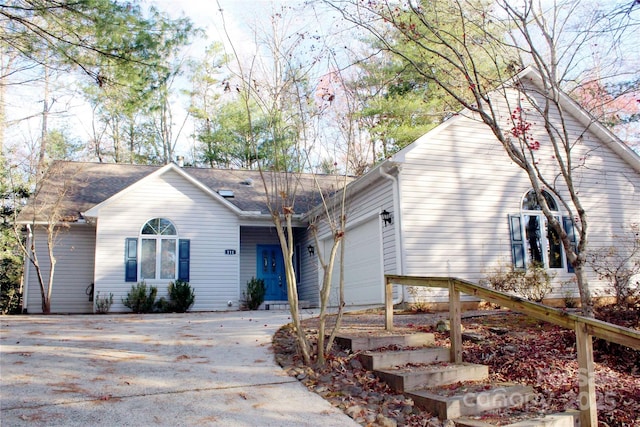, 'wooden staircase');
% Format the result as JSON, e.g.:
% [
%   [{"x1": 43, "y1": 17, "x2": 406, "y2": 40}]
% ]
[{"x1": 334, "y1": 331, "x2": 578, "y2": 426}]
